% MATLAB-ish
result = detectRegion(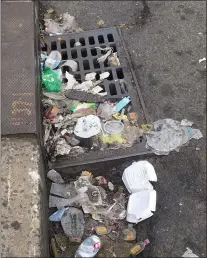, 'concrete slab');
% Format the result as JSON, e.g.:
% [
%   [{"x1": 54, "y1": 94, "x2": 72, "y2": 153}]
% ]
[{"x1": 1, "y1": 136, "x2": 48, "y2": 257}]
